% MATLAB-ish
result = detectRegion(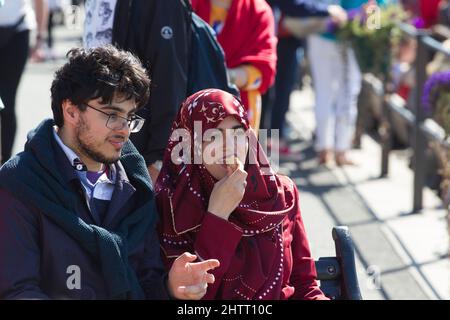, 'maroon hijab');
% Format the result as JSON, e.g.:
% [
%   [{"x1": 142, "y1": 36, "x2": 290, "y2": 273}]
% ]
[{"x1": 155, "y1": 89, "x2": 297, "y2": 299}]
